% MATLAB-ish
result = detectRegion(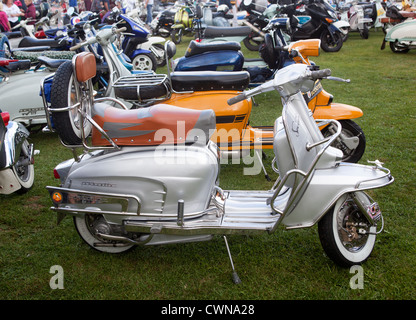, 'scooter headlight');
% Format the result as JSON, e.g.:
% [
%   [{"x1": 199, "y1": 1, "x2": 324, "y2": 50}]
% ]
[{"x1": 327, "y1": 10, "x2": 337, "y2": 20}]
